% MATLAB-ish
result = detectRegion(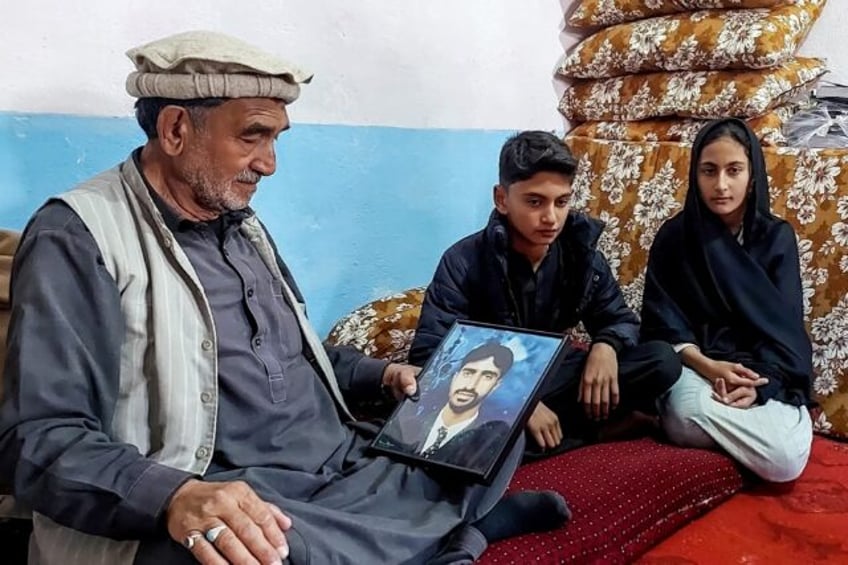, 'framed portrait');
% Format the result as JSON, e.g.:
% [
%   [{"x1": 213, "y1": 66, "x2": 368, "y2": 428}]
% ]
[{"x1": 370, "y1": 320, "x2": 568, "y2": 484}]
